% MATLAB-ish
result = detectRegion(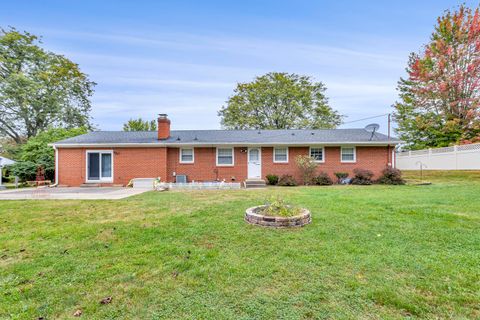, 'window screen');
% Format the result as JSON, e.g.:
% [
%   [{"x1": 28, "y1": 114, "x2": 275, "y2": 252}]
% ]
[
  {"x1": 341, "y1": 147, "x2": 355, "y2": 162},
  {"x1": 217, "y1": 148, "x2": 233, "y2": 165},
  {"x1": 274, "y1": 147, "x2": 288, "y2": 162}
]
